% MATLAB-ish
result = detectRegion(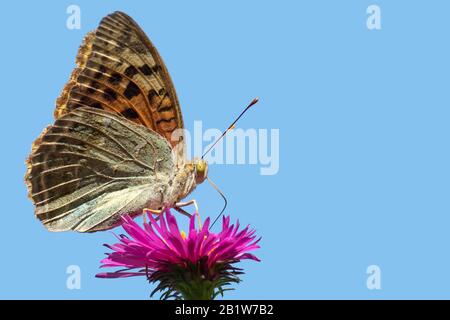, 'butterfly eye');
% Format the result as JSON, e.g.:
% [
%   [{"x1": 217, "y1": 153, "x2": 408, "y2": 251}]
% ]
[{"x1": 195, "y1": 161, "x2": 208, "y2": 184}]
